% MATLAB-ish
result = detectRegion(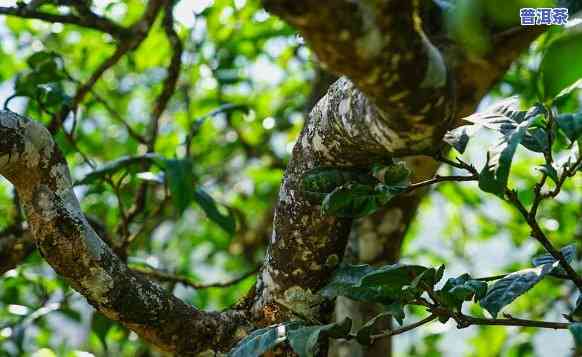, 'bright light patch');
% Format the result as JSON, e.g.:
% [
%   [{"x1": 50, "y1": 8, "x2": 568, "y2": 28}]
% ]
[{"x1": 8, "y1": 304, "x2": 29, "y2": 316}]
